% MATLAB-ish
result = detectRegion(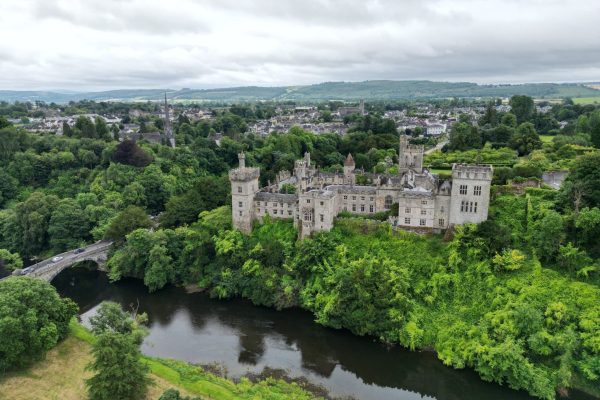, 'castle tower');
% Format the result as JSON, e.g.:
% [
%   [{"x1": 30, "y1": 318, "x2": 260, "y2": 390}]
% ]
[
  {"x1": 229, "y1": 152, "x2": 260, "y2": 234},
  {"x1": 344, "y1": 153, "x2": 356, "y2": 185},
  {"x1": 448, "y1": 164, "x2": 493, "y2": 225},
  {"x1": 399, "y1": 134, "x2": 424, "y2": 173},
  {"x1": 164, "y1": 93, "x2": 175, "y2": 148}
]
